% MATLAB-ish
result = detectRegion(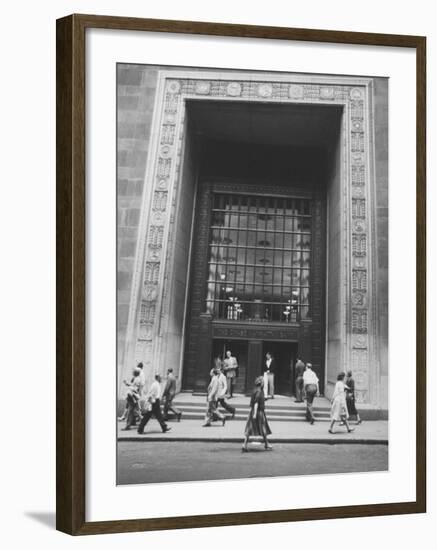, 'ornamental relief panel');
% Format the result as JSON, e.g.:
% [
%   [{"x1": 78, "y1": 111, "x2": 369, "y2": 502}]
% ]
[
  {"x1": 352, "y1": 199, "x2": 366, "y2": 218},
  {"x1": 160, "y1": 124, "x2": 176, "y2": 145},
  {"x1": 352, "y1": 310, "x2": 368, "y2": 334},
  {"x1": 352, "y1": 234, "x2": 367, "y2": 257},
  {"x1": 348, "y1": 83, "x2": 370, "y2": 384}
]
